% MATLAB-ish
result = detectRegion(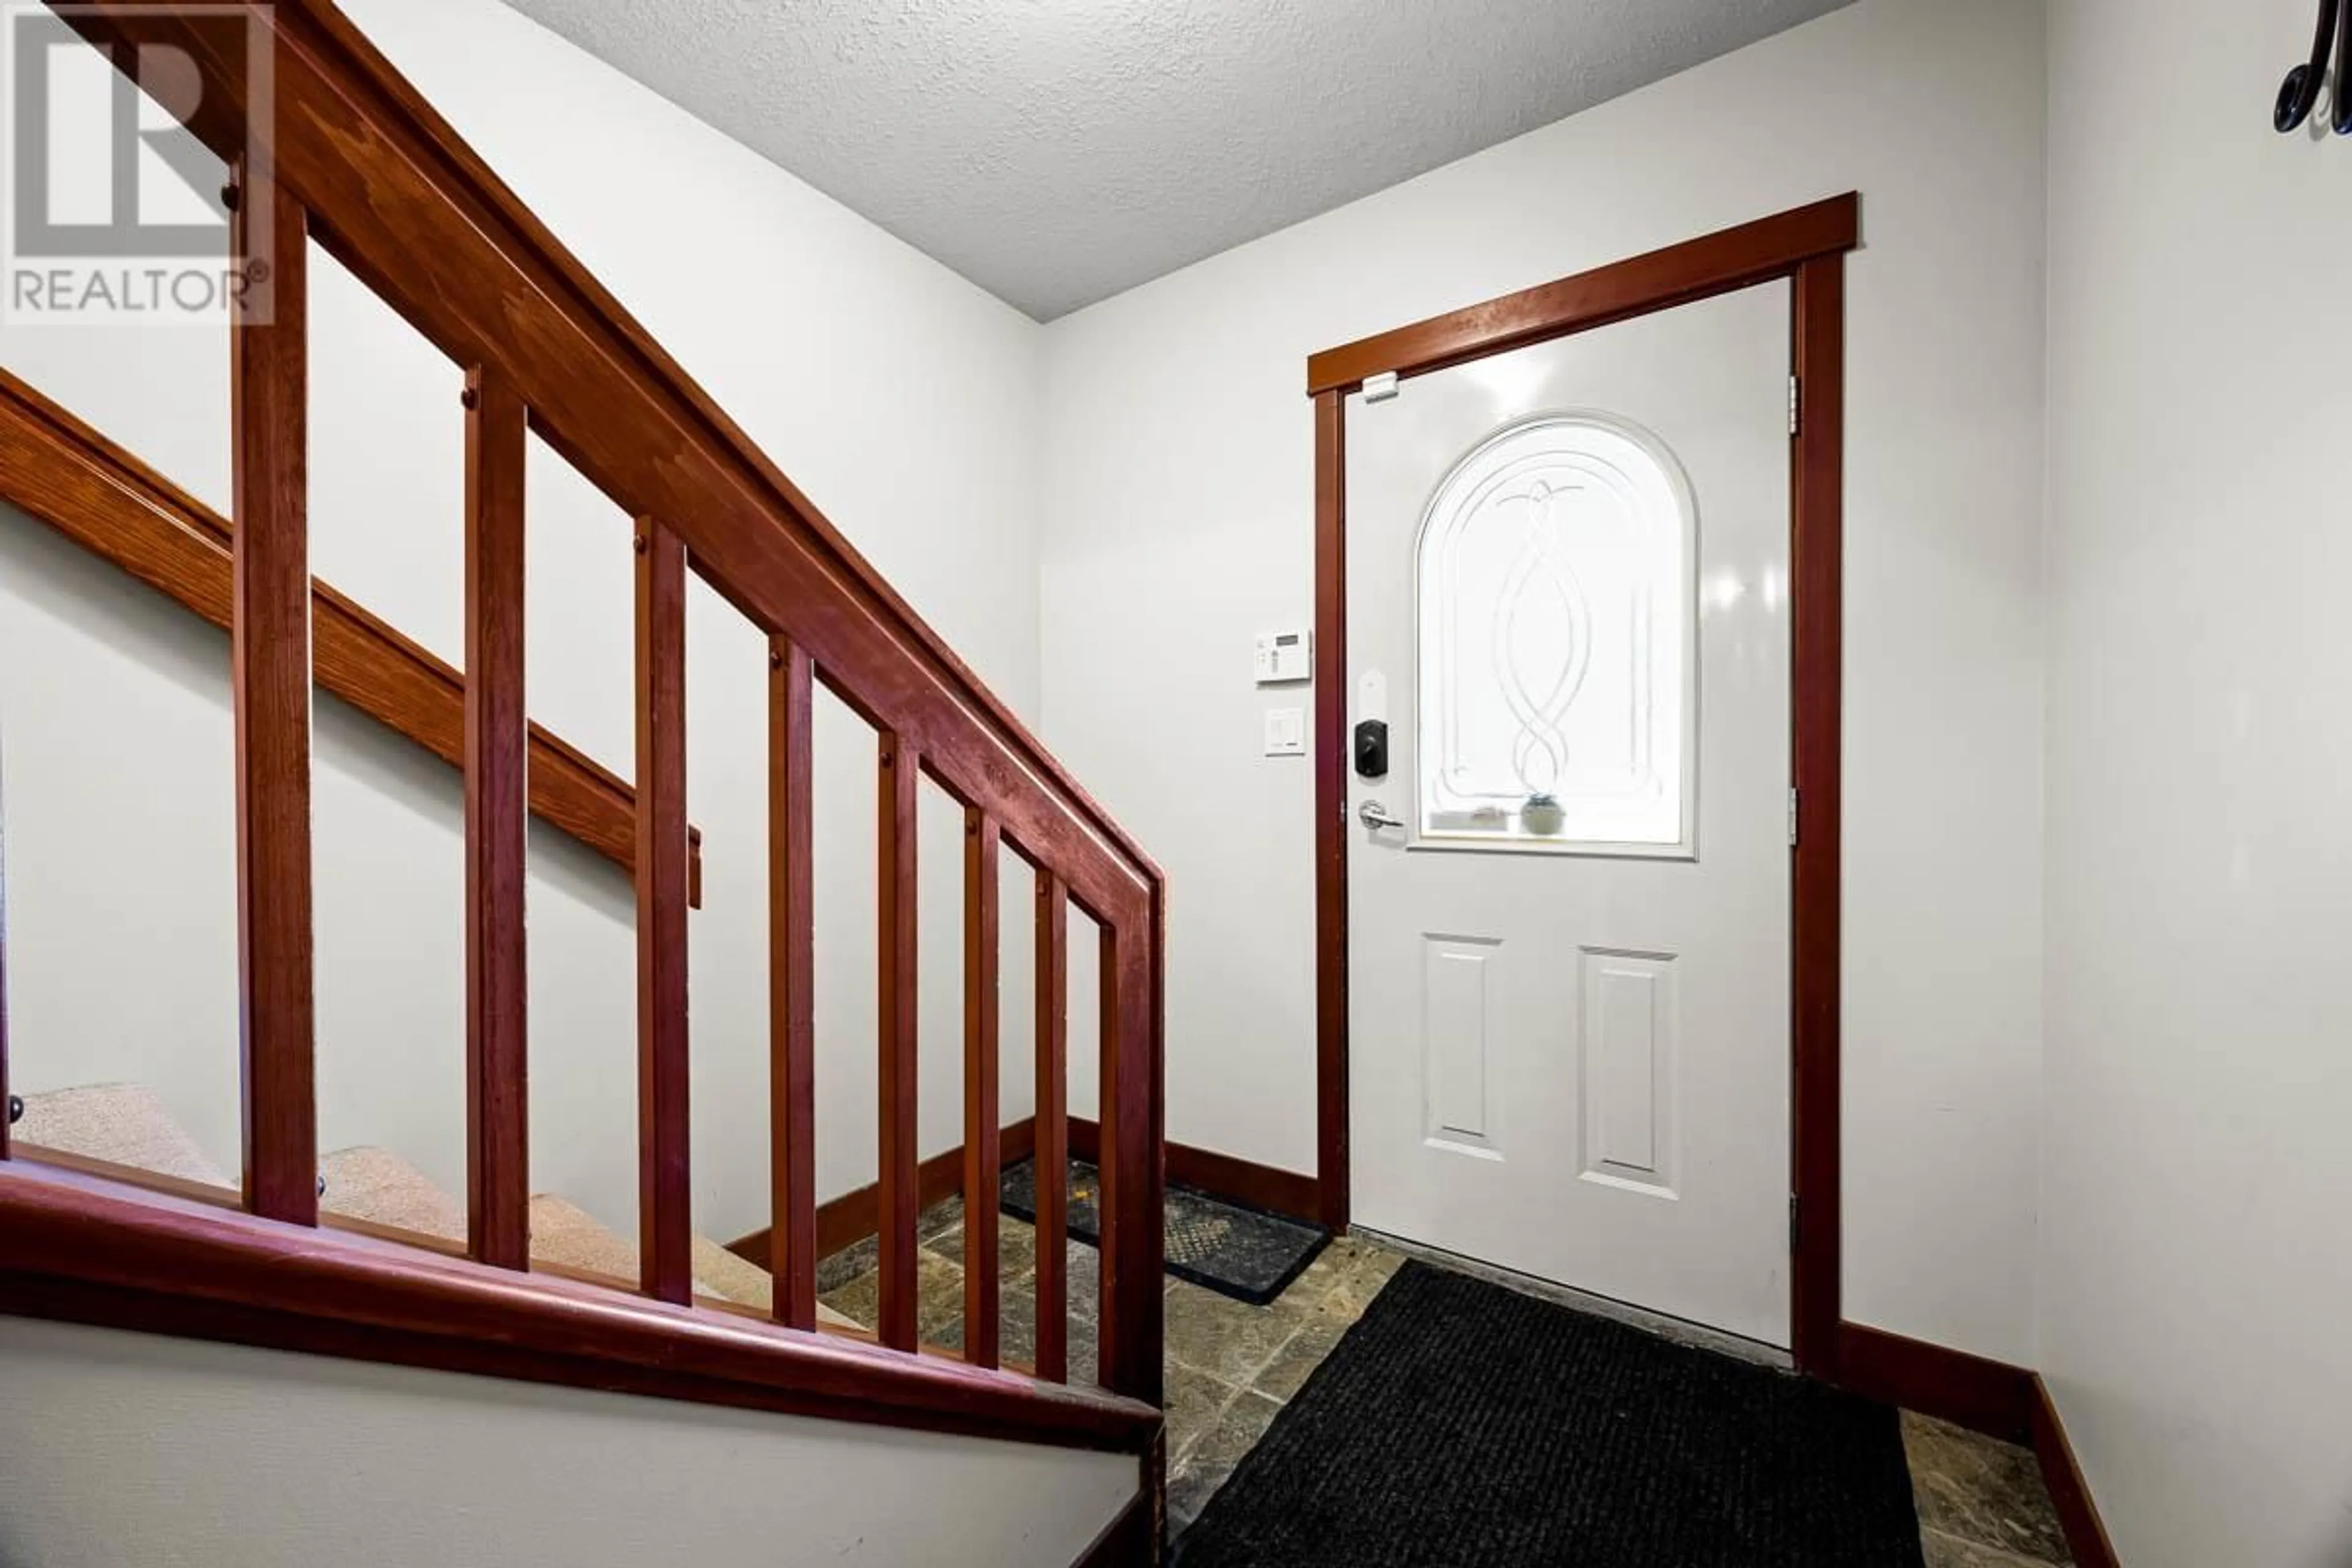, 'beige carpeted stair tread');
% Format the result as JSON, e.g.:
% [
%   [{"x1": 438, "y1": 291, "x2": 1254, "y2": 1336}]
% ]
[
  {"x1": 524, "y1": 1193, "x2": 736, "y2": 1303},
  {"x1": 526, "y1": 1194, "x2": 856, "y2": 1330},
  {"x1": 693, "y1": 1234, "x2": 777, "y2": 1313},
  {"x1": 14, "y1": 1084, "x2": 230, "y2": 1188},
  {"x1": 528, "y1": 1193, "x2": 644, "y2": 1281},
  {"x1": 691, "y1": 1241, "x2": 862, "y2": 1331},
  {"x1": 318, "y1": 1147, "x2": 466, "y2": 1243}
]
